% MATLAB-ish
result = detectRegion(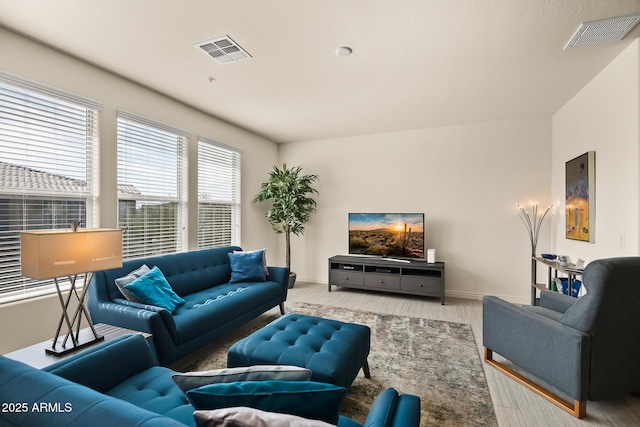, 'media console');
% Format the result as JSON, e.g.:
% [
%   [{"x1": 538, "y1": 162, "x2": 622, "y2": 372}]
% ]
[{"x1": 328, "y1": 255, "x2": 445, "y2": 304}]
